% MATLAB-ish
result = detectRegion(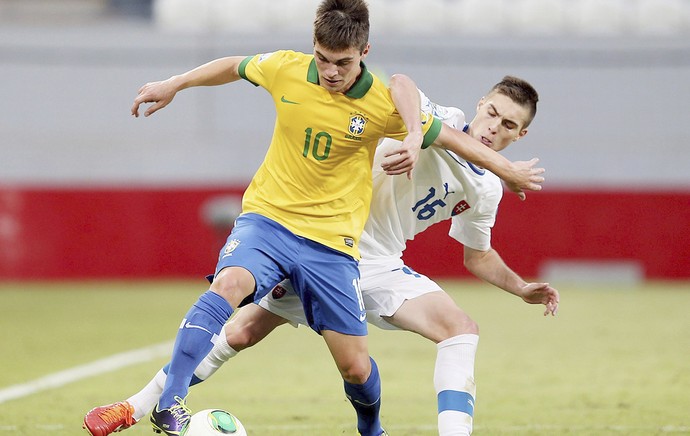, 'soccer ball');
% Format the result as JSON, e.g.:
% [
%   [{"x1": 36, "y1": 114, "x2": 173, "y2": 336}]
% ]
[{"x1": 183, "y1": 409, "x2": 247, "y2": 436}]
